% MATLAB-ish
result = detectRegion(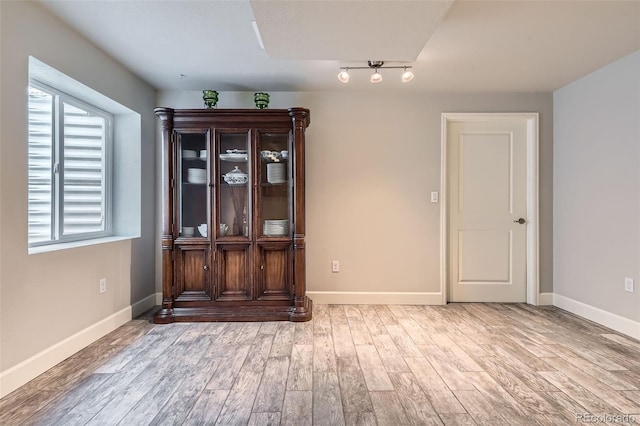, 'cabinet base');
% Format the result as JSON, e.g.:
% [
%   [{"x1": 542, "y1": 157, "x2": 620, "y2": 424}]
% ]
[{"x1": 152, "y1": 297, "x2": 313, "y2": 323}]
